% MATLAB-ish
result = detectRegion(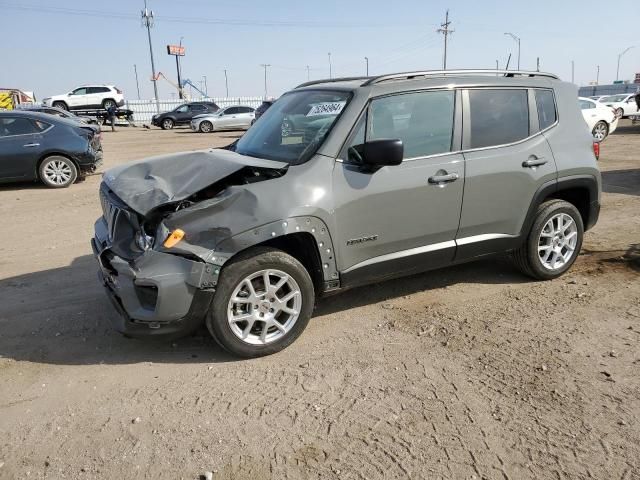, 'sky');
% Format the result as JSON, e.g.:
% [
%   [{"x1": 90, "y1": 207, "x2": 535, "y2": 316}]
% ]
[{"x1": 1, "y1": 0, "x2": 639, "y2": 101}]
